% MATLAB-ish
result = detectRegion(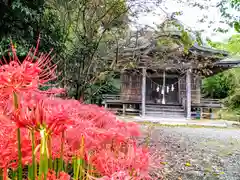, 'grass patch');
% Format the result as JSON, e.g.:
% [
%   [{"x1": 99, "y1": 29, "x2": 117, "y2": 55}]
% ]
[
  {"x1": 217, "y1": 109, "x2": 240, "y2": 121},
  {"x1": 135, "y1": 121, "x2": 228, "y2": 129}
]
